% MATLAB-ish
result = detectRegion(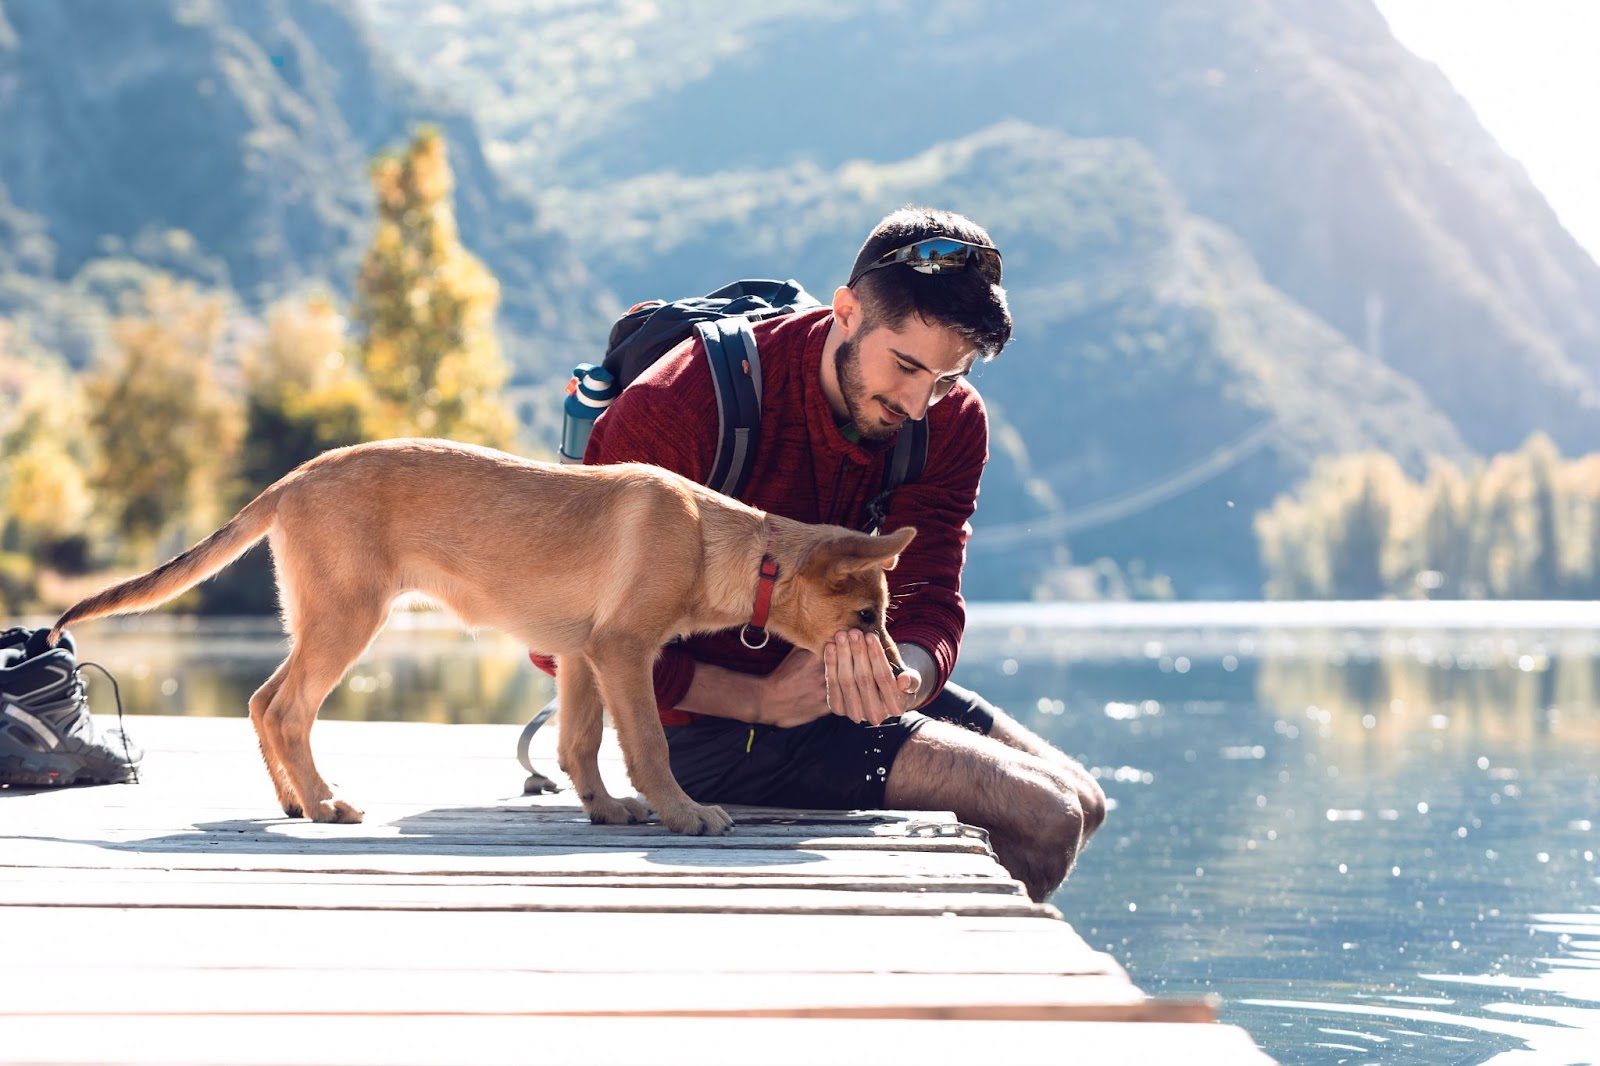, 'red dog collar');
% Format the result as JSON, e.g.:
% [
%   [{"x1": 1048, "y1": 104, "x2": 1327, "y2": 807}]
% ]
[{"x1": 740, "y1": 555, "x2": 780, "y2": 650}]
